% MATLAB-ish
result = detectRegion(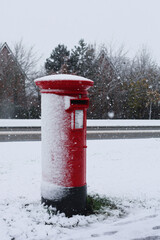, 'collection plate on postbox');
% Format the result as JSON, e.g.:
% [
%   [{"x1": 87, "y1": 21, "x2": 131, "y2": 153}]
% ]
[{"x1": 67, "y1": 97, "x2": 89, "y2": 130}]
